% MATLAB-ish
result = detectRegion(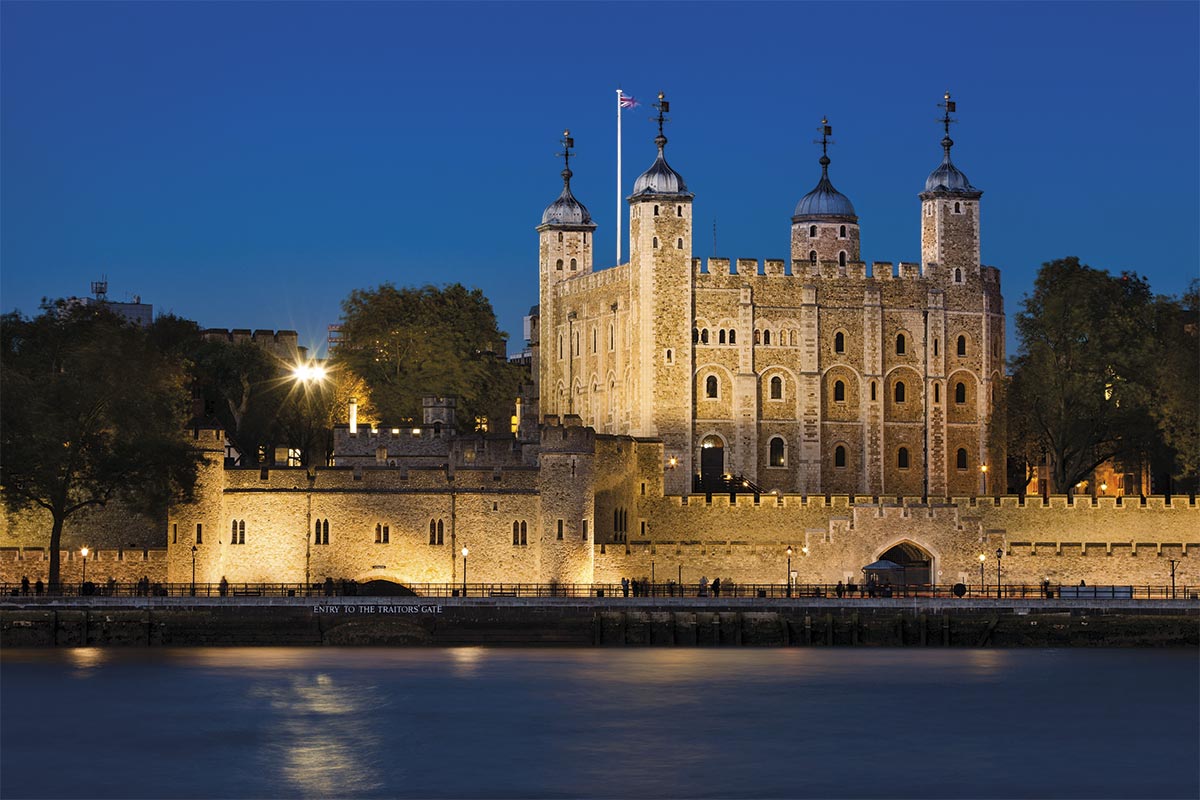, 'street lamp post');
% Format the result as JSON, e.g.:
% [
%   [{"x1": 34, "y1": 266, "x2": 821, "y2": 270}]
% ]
[
  {"x1": 995, "y1": 547, "x2": 1003, "y2": 600},
  {"x1": 191, "y1": 545, "x2": 198, "y2": 596},
  {"x1": 980, "y1": 464, "x2": 988, "y2": 496},
  {"x1": 978, "y1": 553, "x2": 986, "y2": 593},
  {"x1": 786, "y1": 546, "x2": 793, "y2": 598},
  {"x1": 461, "y1": 547, "x2": 469, "y2": 597},
  {"x1": 1168, "y1": 558, "x2": 1179, "y2": 599},
  {"x1": 80, "y1": 546, "x2": 89, "y2": 591}
]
